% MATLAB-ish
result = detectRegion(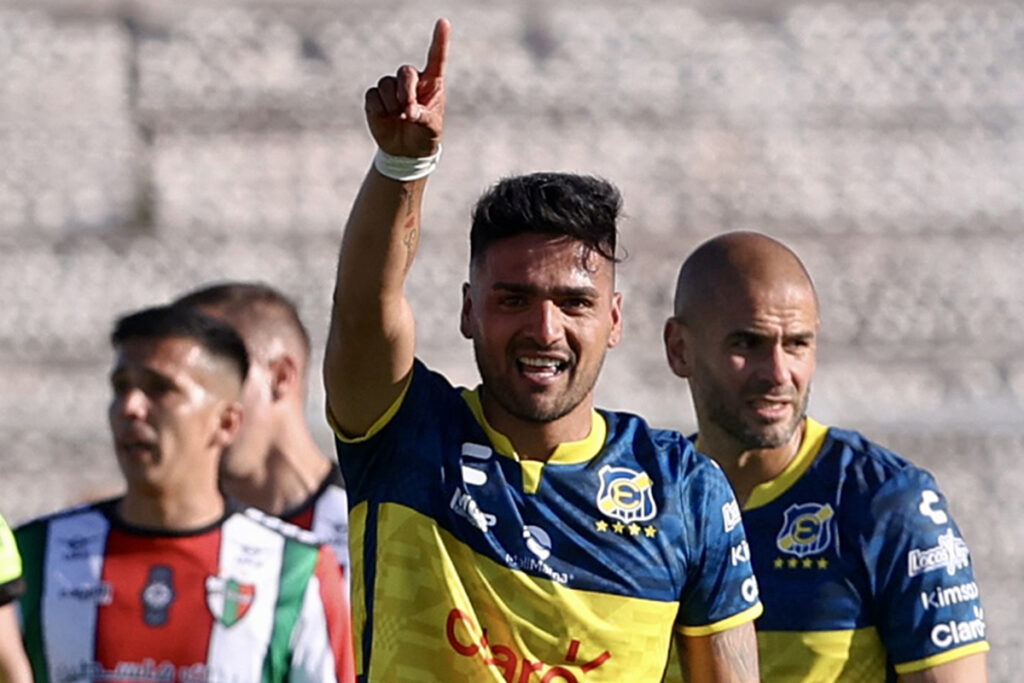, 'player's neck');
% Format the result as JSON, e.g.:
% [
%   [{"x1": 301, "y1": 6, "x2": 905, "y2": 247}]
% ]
[
  {"x1": 480, "y1": 389, "x2": 595, "y2": 462},
  {"x1": 118, "y1": 485, "x2": 225, "y2": 532},
  {"x1": 221, "y1": 429, "x2": 331, "y2": 516},
  {"x1": 699, "y1": 422, "x2": 805, "y2": 506}
]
